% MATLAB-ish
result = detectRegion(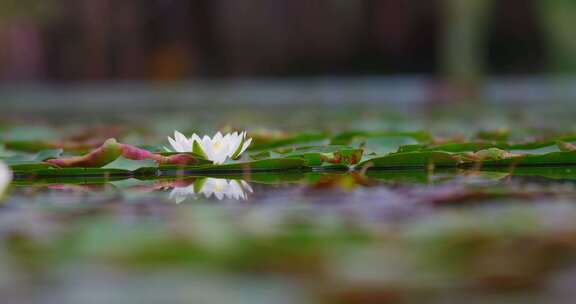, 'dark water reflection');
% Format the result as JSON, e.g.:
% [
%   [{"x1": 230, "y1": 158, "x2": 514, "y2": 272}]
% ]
[{"x1": 8, "y1": 168, "x2": 576, "y2": 210}]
